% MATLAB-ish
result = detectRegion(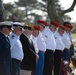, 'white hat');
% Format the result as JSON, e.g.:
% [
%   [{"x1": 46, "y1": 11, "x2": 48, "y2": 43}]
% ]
[
  {"x1": 13, "y1": 22, "x2": 24, "y2": 28},
  {"x1": 0, "y1": 21, "x2": 13, "y2": 30},
  {"x1": 0, "y1": 21, "x2": 13, "y2": 26}
]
